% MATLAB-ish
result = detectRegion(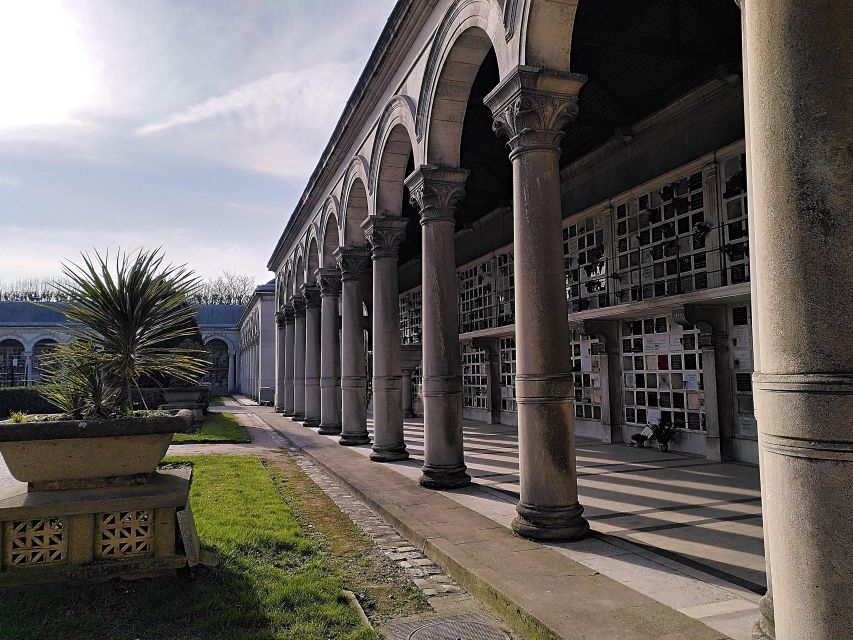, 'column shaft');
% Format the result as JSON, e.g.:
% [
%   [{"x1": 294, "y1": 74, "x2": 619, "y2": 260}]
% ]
[
  {"x1": 486, "y1": 68, "x2": 589, "y2": 540},
  {"x1": 292, "y1": 298, "x2": 306, "y2": 420},
  {"x1": 336, "y1": 248, "x2": 371, "y2": 446},
  {"x1": 283, "y1": 307, "x2": 296, "y2": 416},
  {"x1": 363, "y1": 216, "x2": 409, "y2": 462},
  {"x1": 302, "y1": 284, "x2": 322, "y2": 427},
  {"x1": 317, "y1": 269, "x2": 342, "y2": 435},
  {"x1": 406, "y1": 166, "x2": 471, "y2": 489},
  {"x1": 743, "y1": 2, "x2": 852, "y2": 638},
  {"x1": 274, "y1": 314, "x2": 286, "y2": 411}
]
